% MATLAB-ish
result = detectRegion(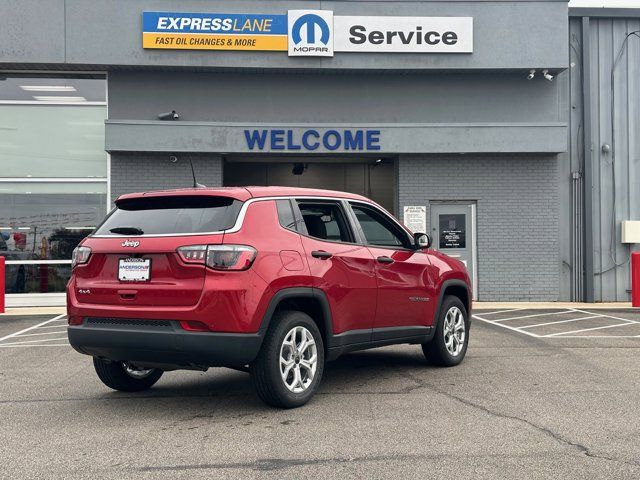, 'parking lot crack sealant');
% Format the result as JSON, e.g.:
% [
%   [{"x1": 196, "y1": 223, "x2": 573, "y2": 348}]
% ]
[{"x1": 394, "y1": 368, "x2": 640, "y2": 469}]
